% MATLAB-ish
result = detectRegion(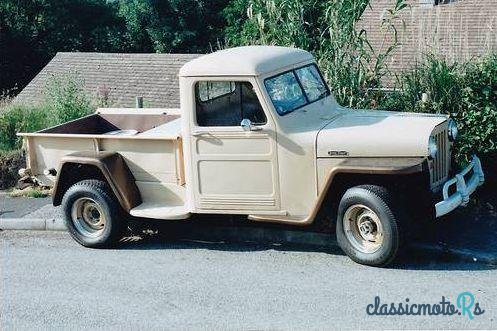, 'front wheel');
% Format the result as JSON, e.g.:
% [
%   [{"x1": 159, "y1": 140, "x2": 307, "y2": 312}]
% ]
[
  {"x1": 336, "y1": 185, "x2": 404, "y2": 267},
  {"x1": 62, "y1": 179, "x2": 127, "y2": 248}
]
